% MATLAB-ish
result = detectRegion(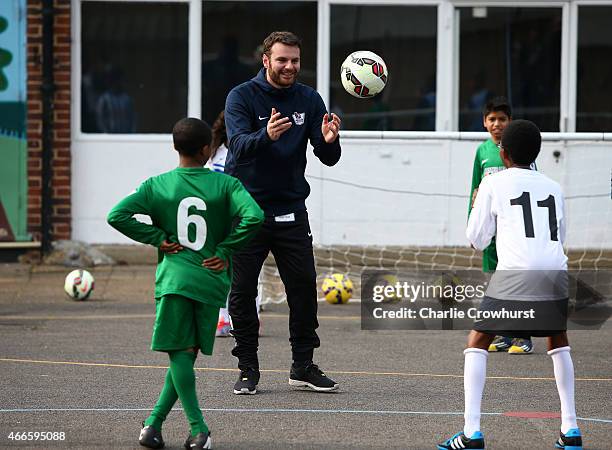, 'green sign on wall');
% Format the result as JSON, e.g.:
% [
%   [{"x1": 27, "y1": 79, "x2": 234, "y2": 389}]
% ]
[{"x1": 0, "y1": 0, "x2": 28, "y2": 241}]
